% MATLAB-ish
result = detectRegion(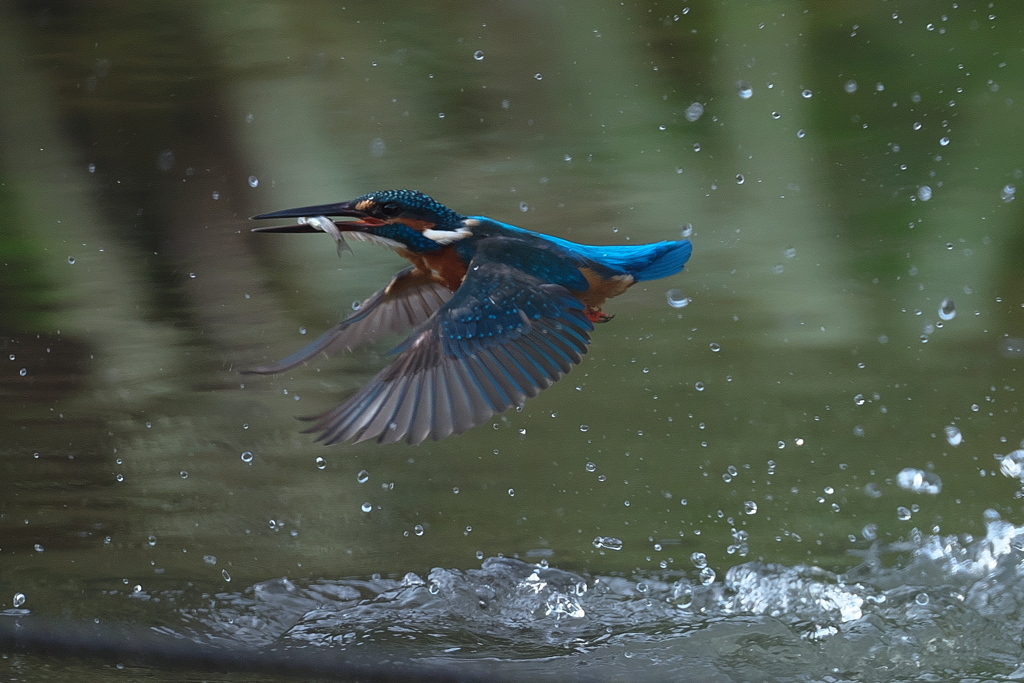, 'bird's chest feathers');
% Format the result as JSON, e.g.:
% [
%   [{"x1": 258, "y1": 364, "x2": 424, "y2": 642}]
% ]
[
  {"x1": 579, "y1": 268, "x2": 635, "y2": 307},
  {"x1": 402, "y1": 246, "x2": 468, "y2": 291}
]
